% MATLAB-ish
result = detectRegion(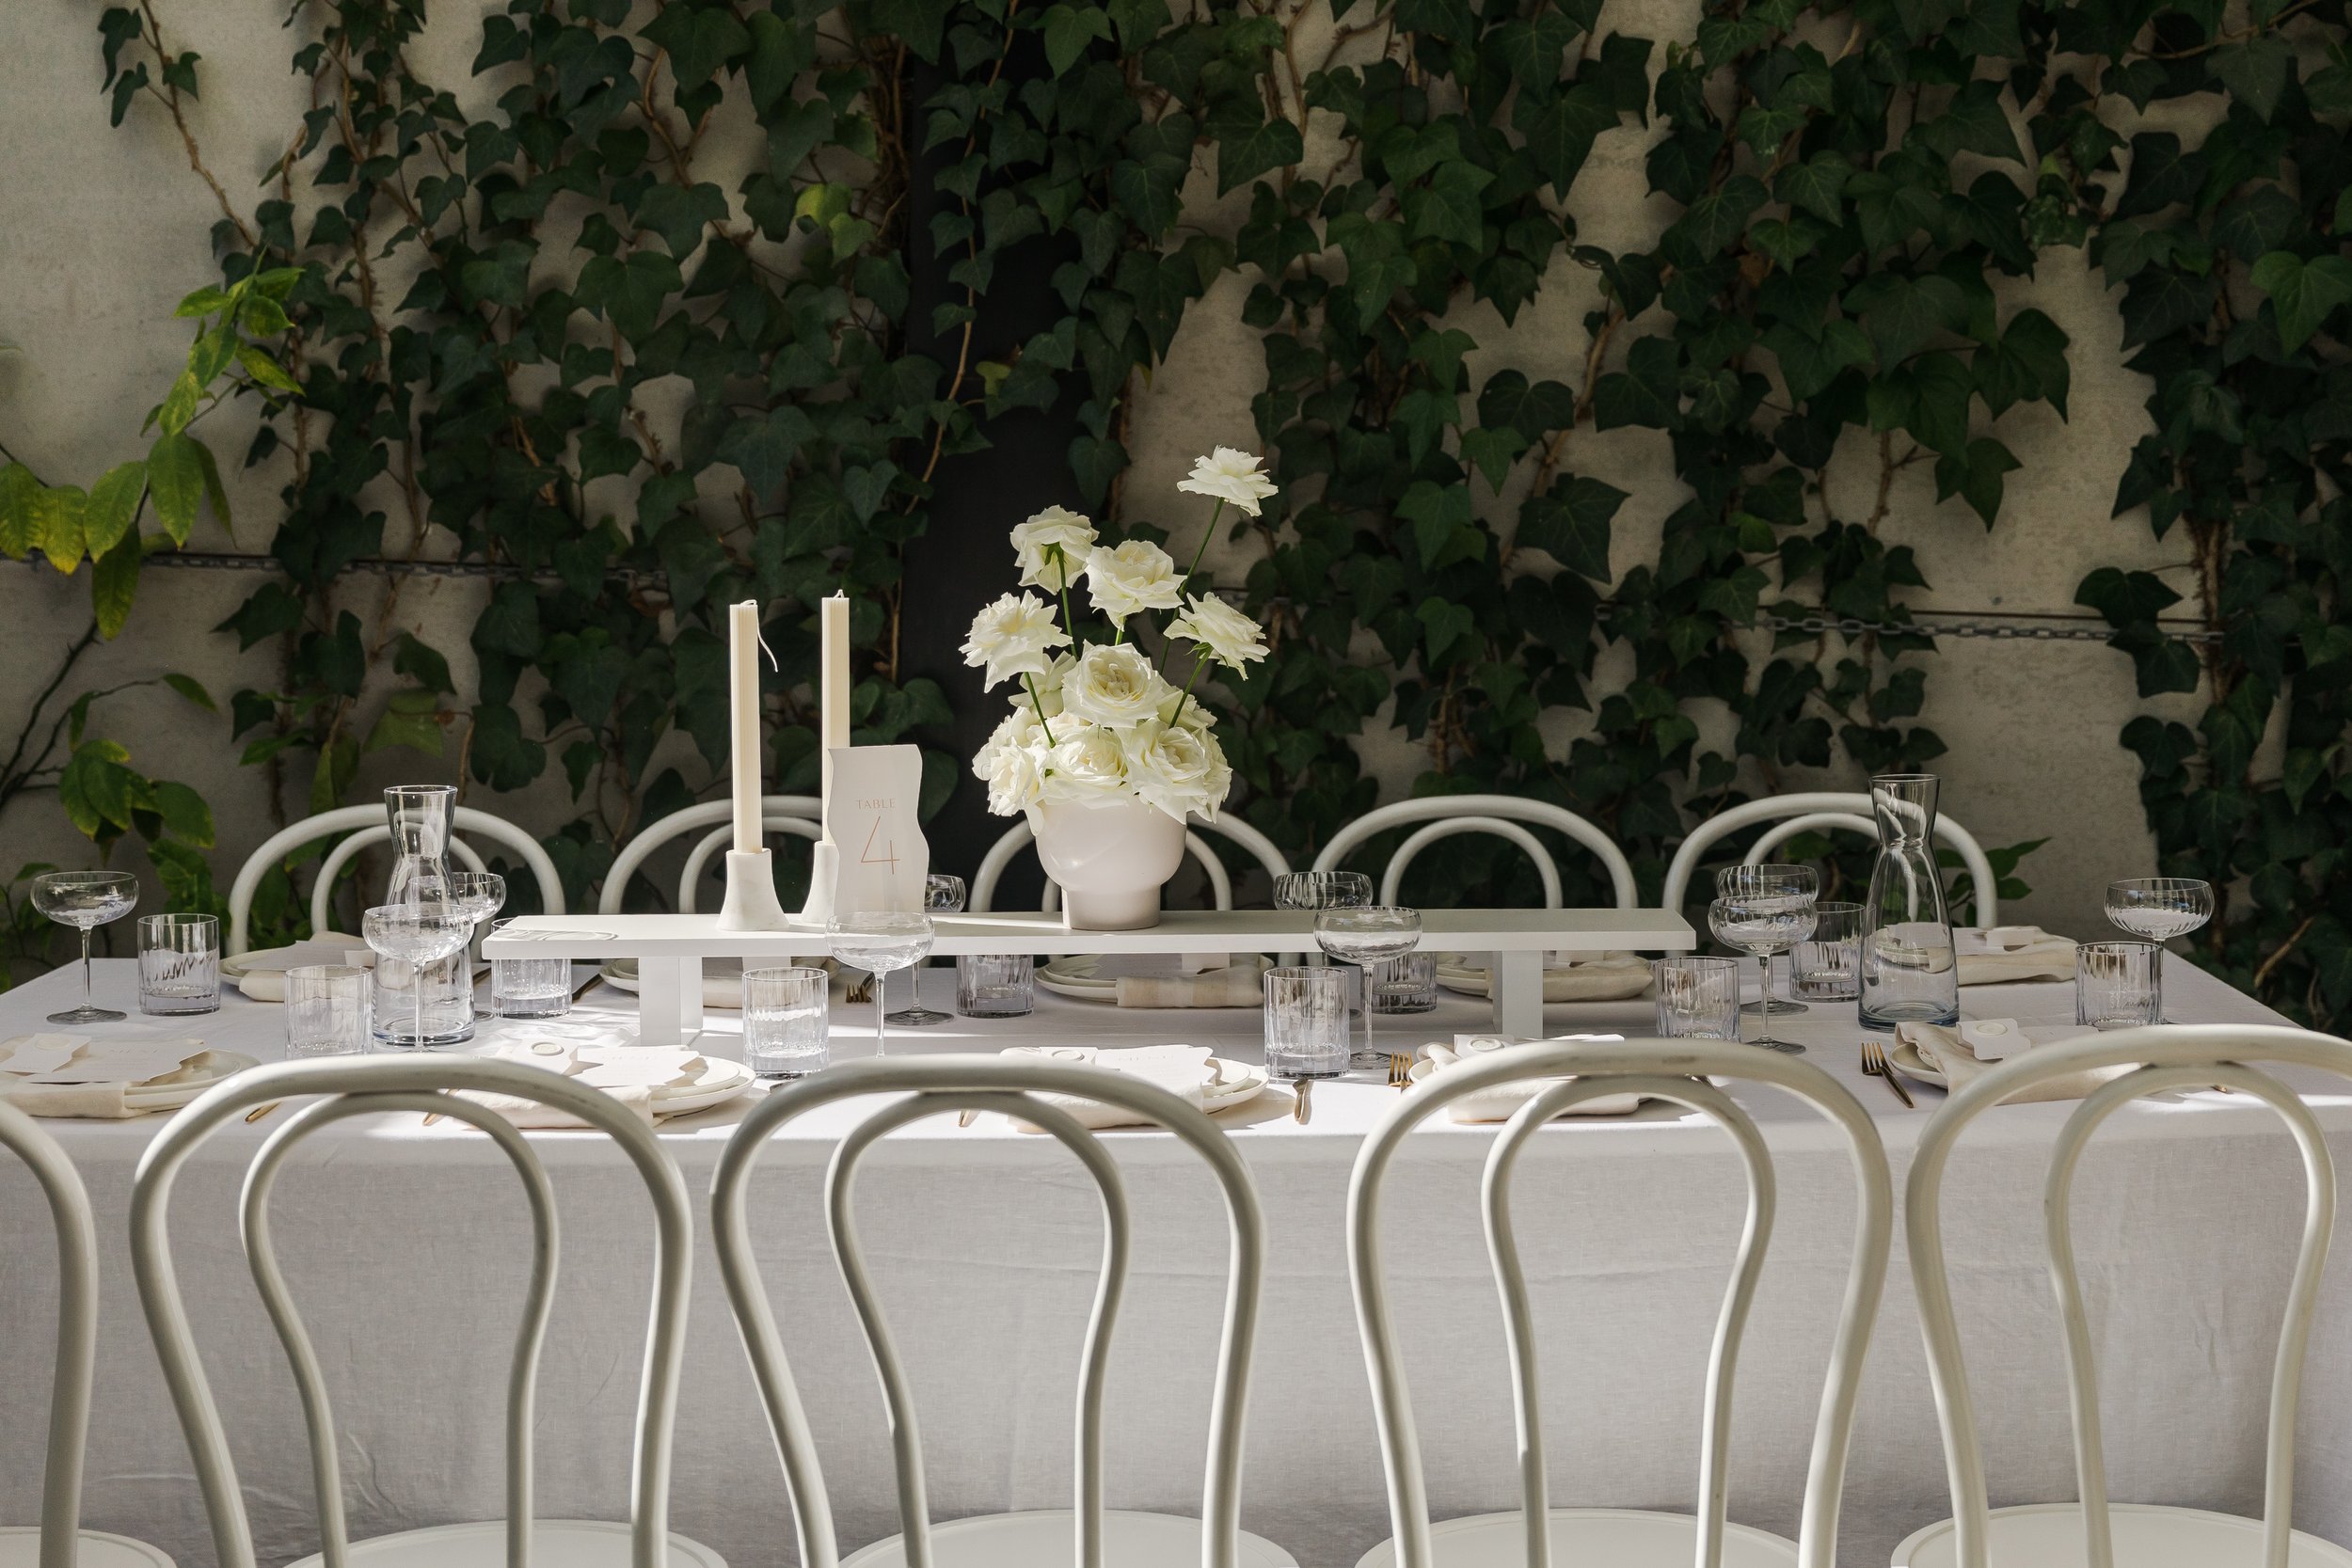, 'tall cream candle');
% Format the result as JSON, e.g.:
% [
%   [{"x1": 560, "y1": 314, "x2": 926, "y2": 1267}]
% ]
[
  {"x1": 820, "y1": 593, "x2": 851, "y2": 752},
  {"x1": 728, "y1": 600, "x2": 763, "y2": 853}
]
